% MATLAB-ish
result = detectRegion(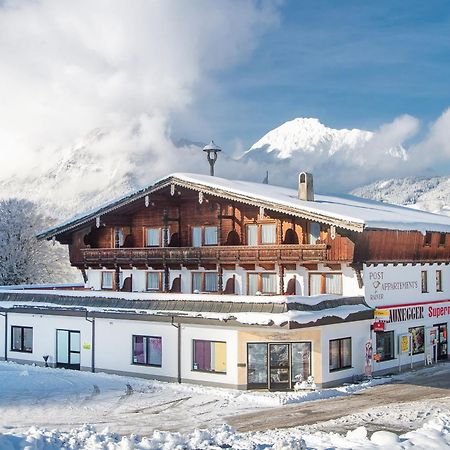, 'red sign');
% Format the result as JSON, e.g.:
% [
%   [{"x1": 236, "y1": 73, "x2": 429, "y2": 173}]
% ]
[{"x1": 372, "y1": 321, "x2": 385, "y2": 332}]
